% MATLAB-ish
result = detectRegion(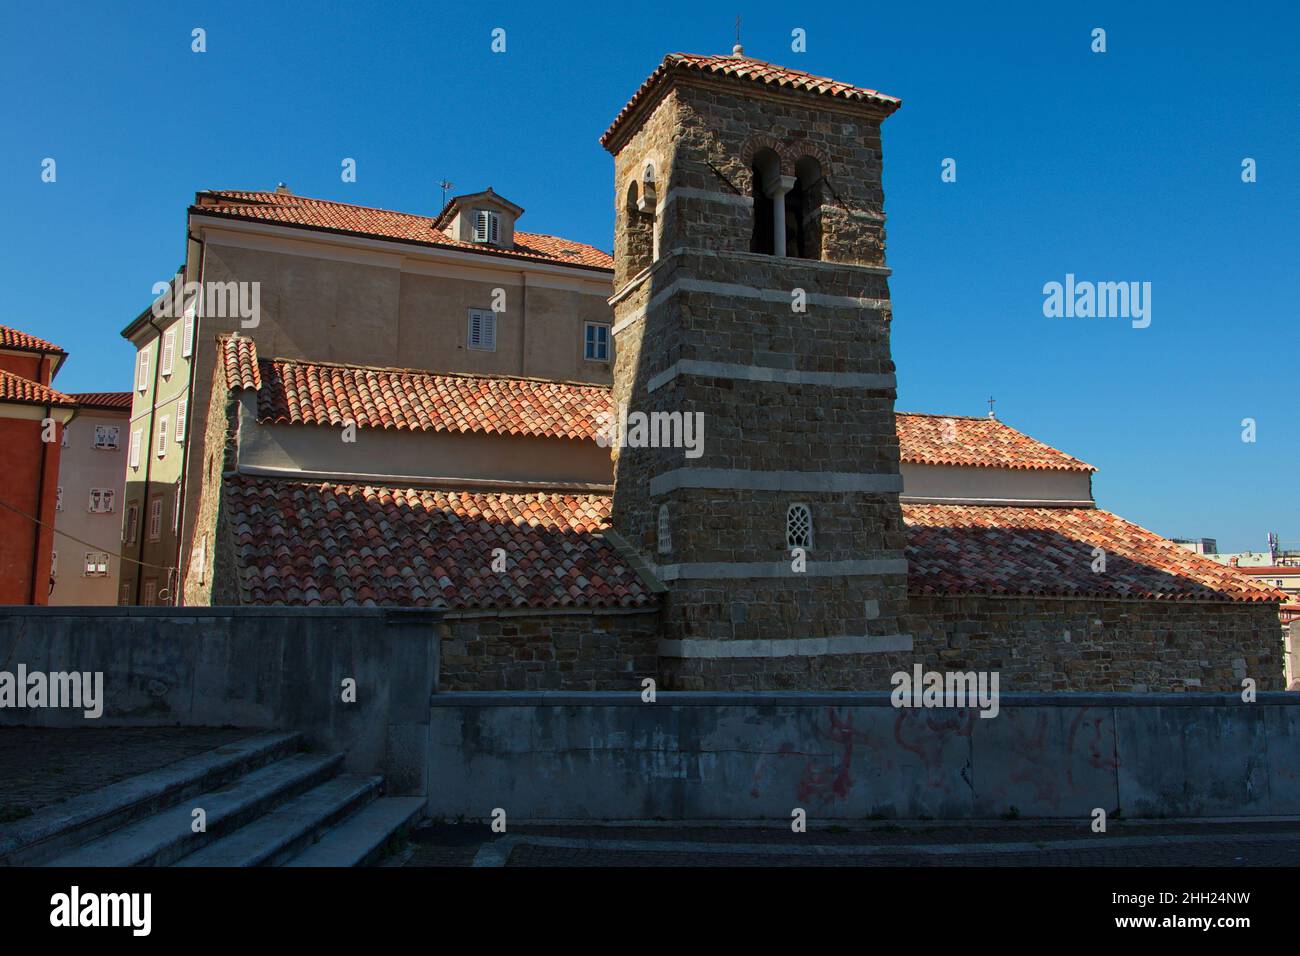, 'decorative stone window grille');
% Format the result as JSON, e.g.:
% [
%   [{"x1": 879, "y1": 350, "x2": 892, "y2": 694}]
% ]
[
  {"x1": 657, "y1": 504, "x2": 672, "y2": 555},
  {"x1": 786, "y1": 503, "x2": 813, "y2": 550}
]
